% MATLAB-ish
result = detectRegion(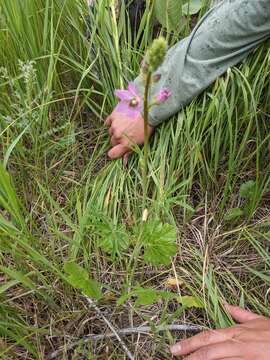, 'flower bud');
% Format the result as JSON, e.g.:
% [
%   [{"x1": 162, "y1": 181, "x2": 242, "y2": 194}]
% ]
[
  {"x1": 152, "y1": 73, "x2": 161, "y2": 83},
  {"x1": 155, "y1": 88, "x2": 172, "y2": 104},
  {"x1": 145, "y1": 37, "x2": 167, "y2": 72},
  {"x1": 142, "y1": 208, "x2": 148, "y2": 222}
]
